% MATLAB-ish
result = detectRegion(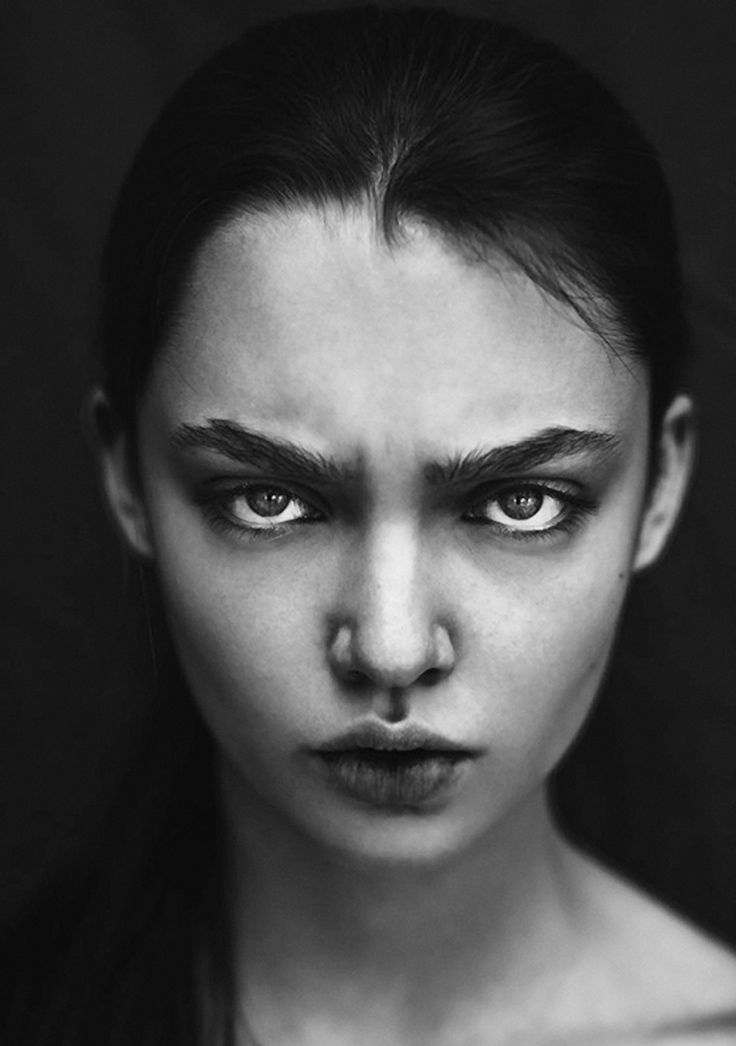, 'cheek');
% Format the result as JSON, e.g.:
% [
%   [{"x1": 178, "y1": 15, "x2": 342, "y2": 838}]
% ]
[
  {"x1": 460, "y1": 538, "x2": 633, "y2": 781},
  {"x1": 152, "y1": 537, "x2": 328, "y2": 753}
]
